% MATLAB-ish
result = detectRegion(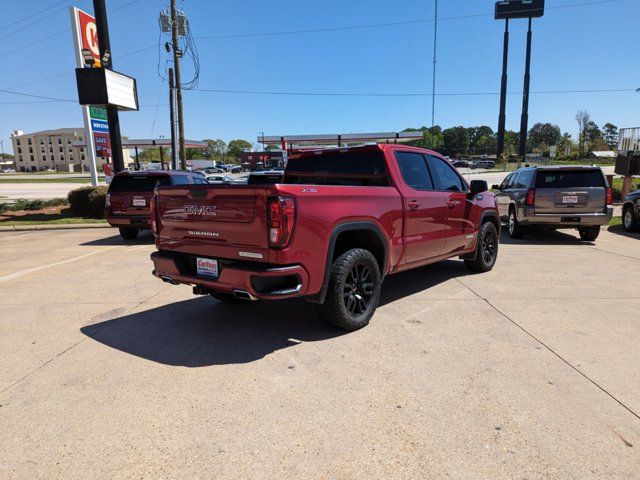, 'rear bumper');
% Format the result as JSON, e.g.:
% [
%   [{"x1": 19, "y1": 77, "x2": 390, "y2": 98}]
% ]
[
  {"x1": 520, "y1": 206, "x2": 613, "y2": 227},
  {"x1": 106, "y1": 213, "x2": 151, "y2": 229},
  {"x1": 150, "y1": 250, "x2": 310, "y2": 300}
]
